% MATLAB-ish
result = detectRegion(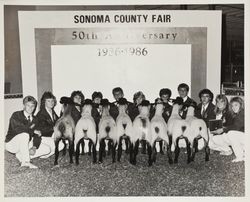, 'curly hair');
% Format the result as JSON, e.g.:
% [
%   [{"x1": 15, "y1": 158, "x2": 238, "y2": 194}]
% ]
[
  {"x1": 198, "y1": 88, "x2": 214, "y2": 102},
  {"x1": 70, "y1": 90, "x2": 85, "y2": 105},
  {"x1": 92, "y1": 91, "x2": 103, "y2": 100},
  {"x1": 159, "y1": 88, "x2": 172, "y2": 98},
  {"x1": 40, "y1": 91, "x2": 57, "y2": 109}
]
